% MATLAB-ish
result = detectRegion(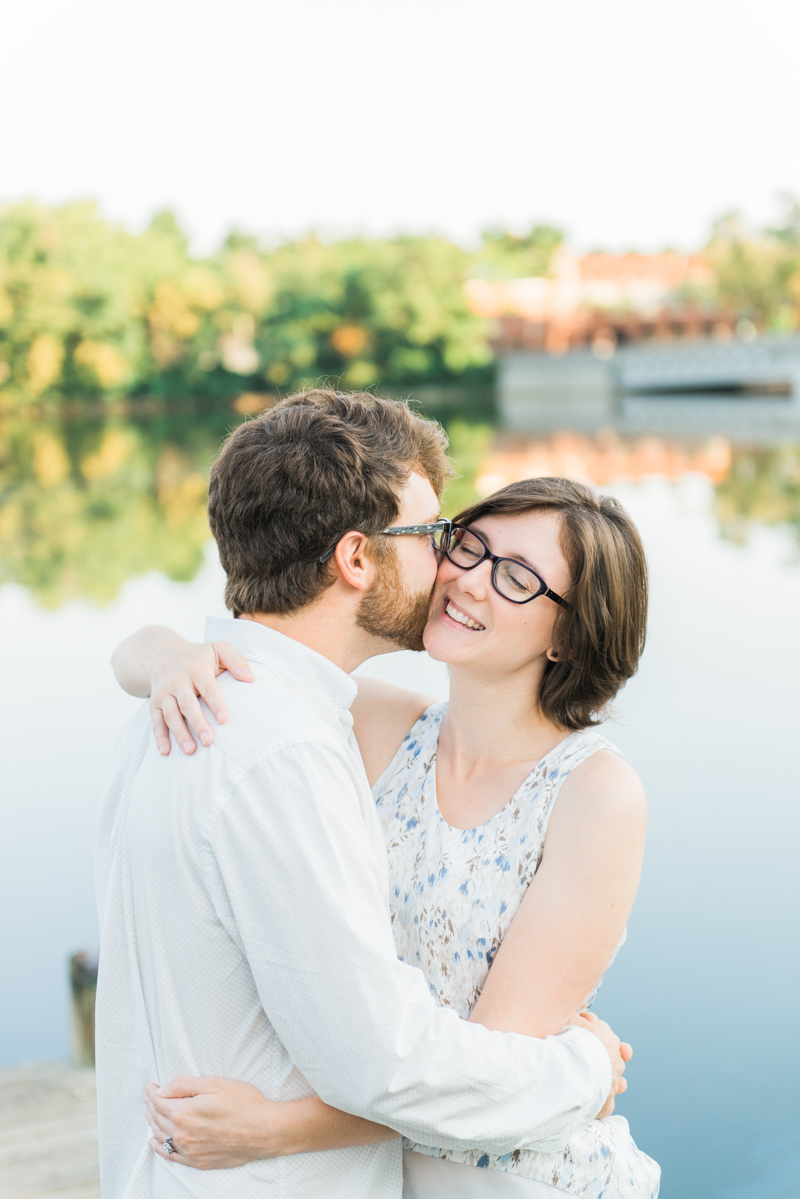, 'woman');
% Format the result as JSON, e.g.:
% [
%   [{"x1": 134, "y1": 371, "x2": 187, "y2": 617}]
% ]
[{"x1": 113, "y1": 477, "x2": 660, "y2": 1198}]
